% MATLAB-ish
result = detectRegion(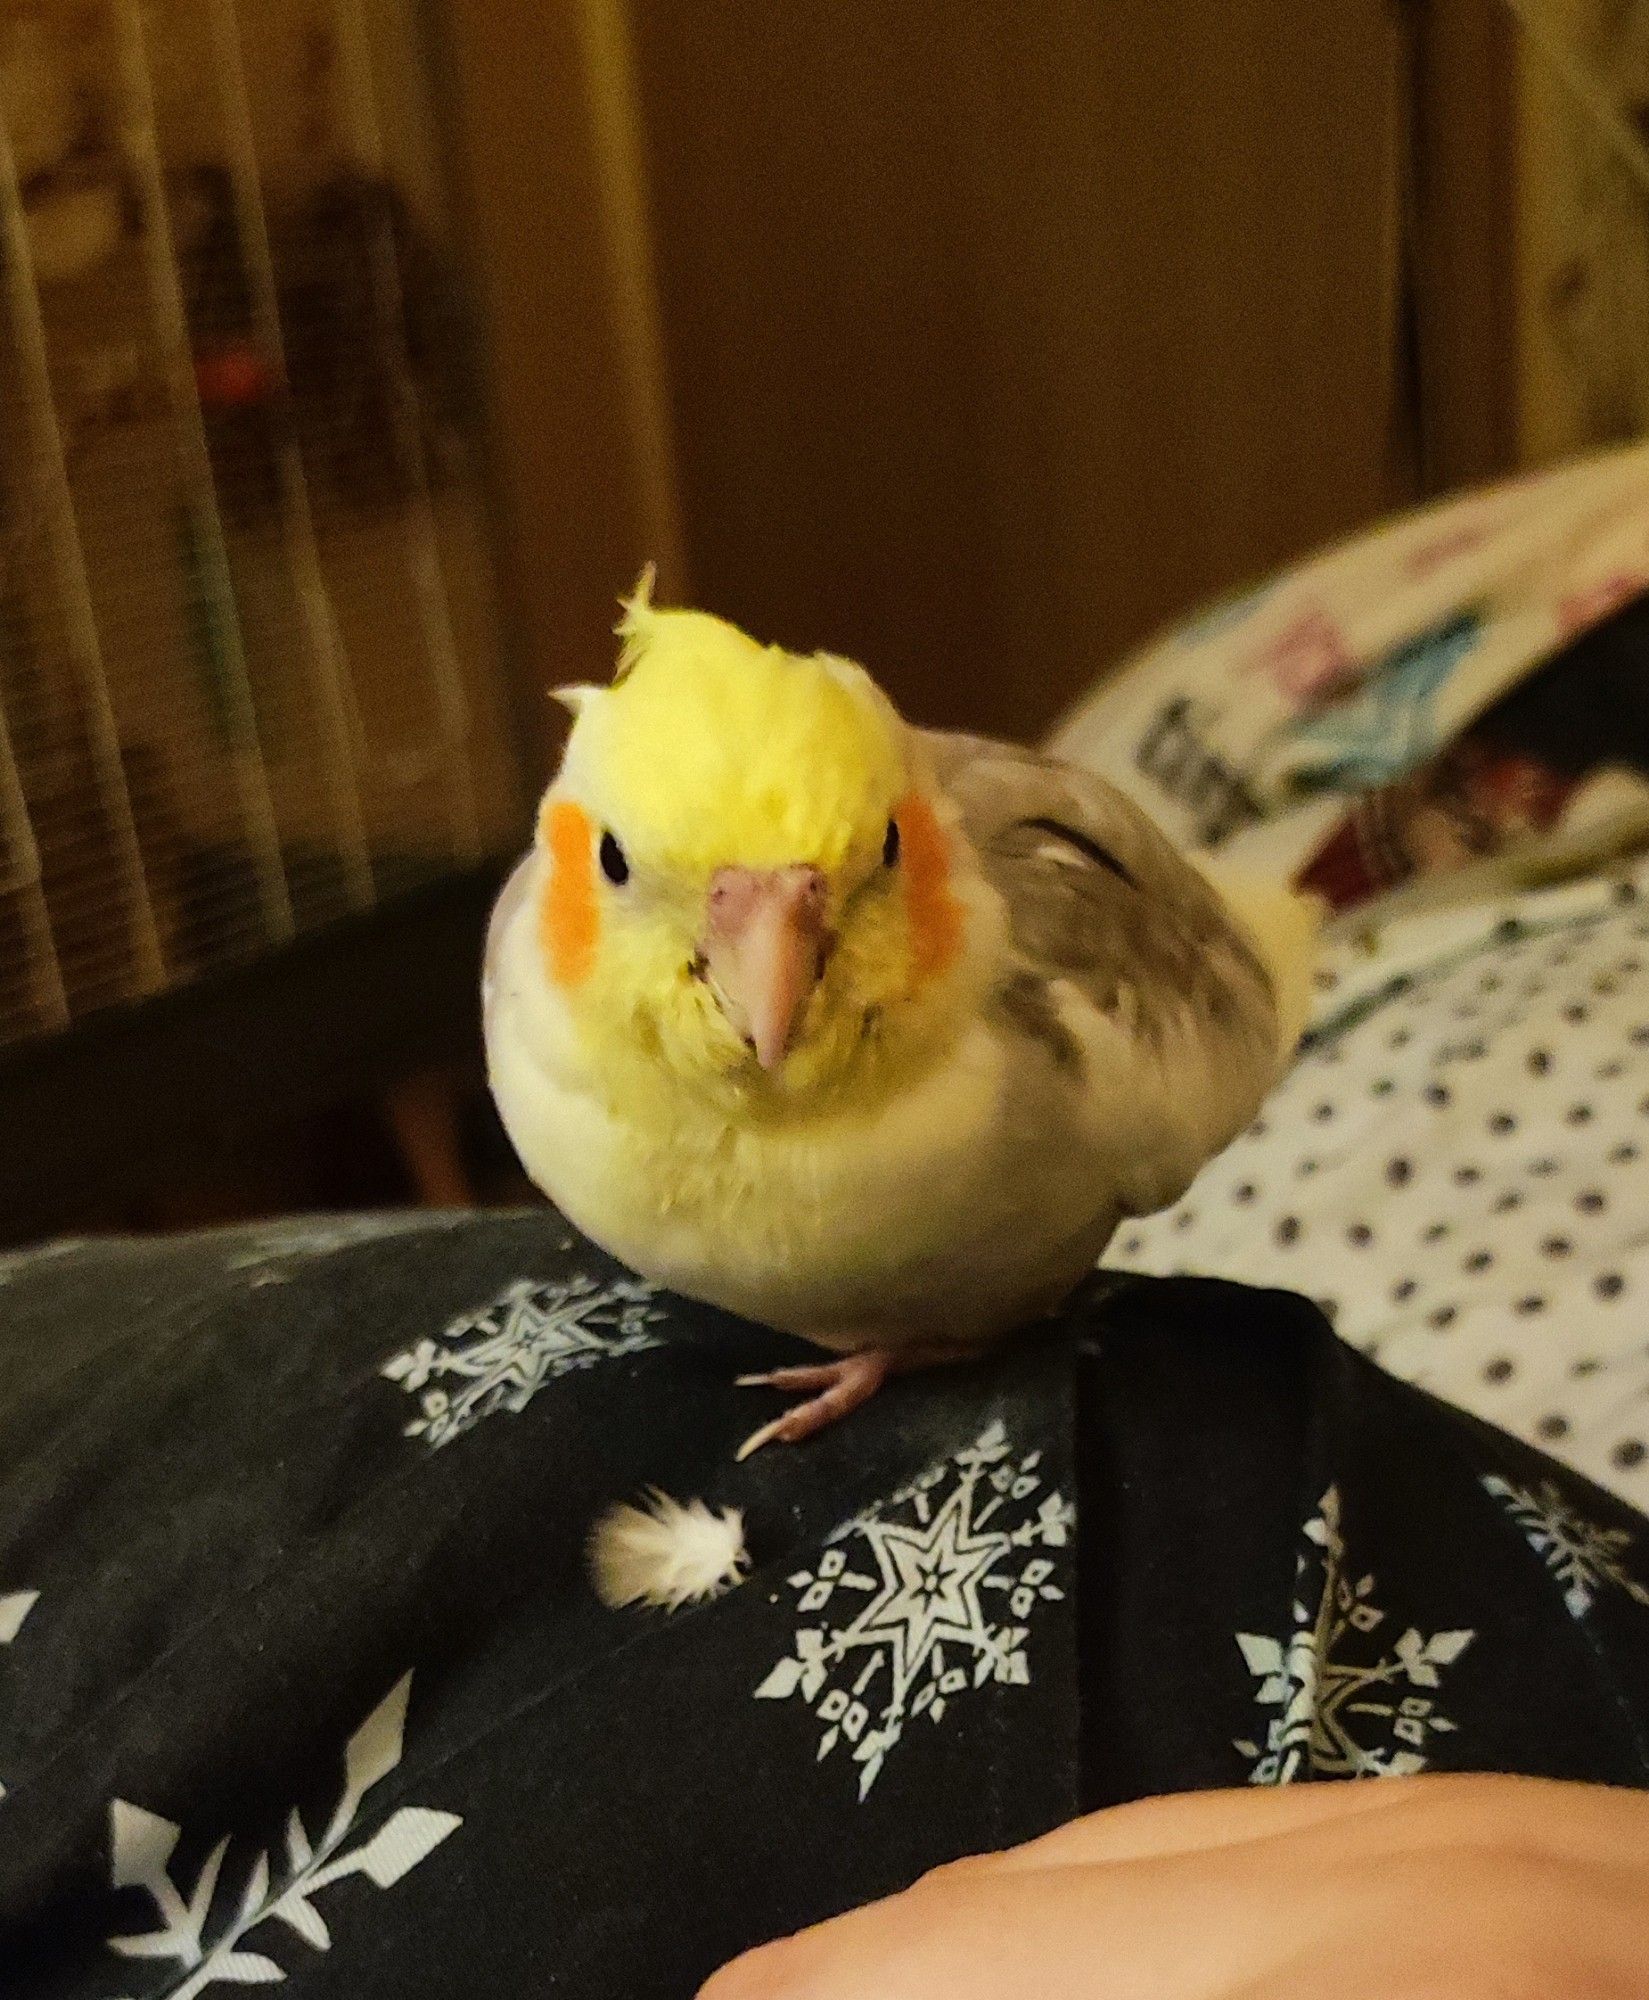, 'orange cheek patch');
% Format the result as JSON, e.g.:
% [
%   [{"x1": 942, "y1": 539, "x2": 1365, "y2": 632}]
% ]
[
  {"x1": 540, "y1": 800, "x2": 599, "y2": 986},
  {"x1": 898, "y1": 791, "x2": 962, "y2": 983}
]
